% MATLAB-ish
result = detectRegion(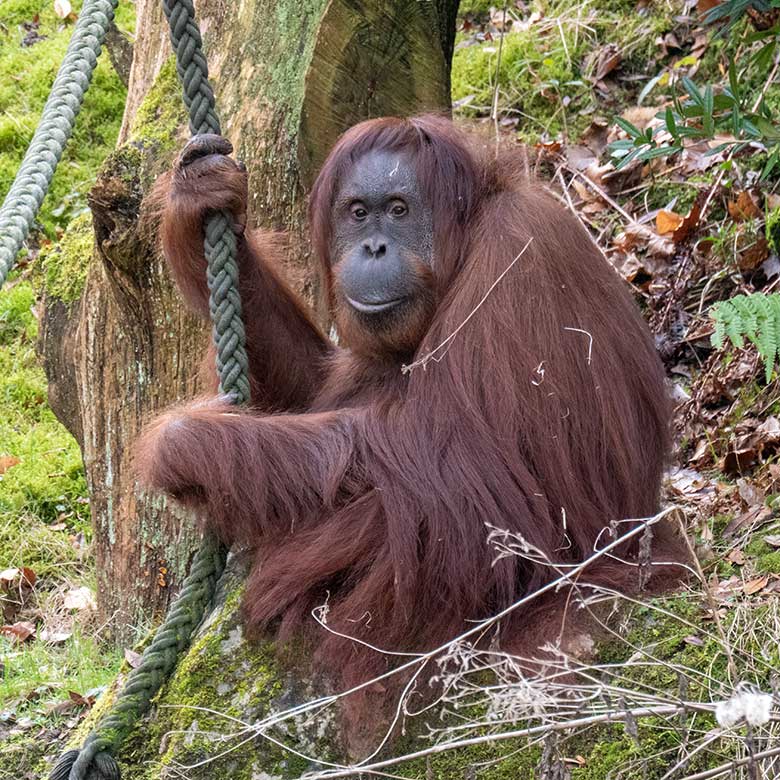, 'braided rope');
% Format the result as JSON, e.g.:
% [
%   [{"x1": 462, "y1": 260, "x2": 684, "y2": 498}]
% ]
[
  {"x1": 0, "y1": 0, "x2": 117, "y2": 288},
  {"x1": 206, "y1": 212, "x2": 251, "y2": 401},
  {"x1": 49, "y1": 539, "x2": 226, "y2": 780},
  {"x1": 49, "y1": 1, "x2": 248, "y2": 778},
  {"x1": 162, "y1": 0, "x2": 250, "y2": 403}
]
